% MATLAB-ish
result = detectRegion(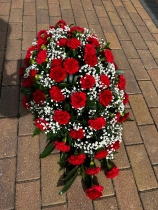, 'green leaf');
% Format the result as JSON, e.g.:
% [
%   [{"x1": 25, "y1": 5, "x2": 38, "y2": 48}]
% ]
[
  {"x1": 63, "y1": 166, "x2": 78, "y2": 181},
  {"x1": 40, "y1": 143, "x2": 55, "y2": 158},
  {"x1": 59, "y1": 152, "x2": 66, "y2": 169},
  {"x1": 126, "y1": 117, "x2": 134, "y2": 122},
  {"x1": 57, "y1": 83, "x2": 69, "y2": 88},
  {"x1": 59, "y1": 173, "x2": 78, "y2": 195},
  {"x1": 21, "y1": 87, "x2": 32, "y2": 95},
  {"x1": 32, "y1": 127, "x2": 41, "y2": 137},
  {"x1": 104, "y1": 42, "x2": 111, "y2": 49},
  {"x1": 115, "y1": 70, "x2": 124, "y2": 75}
]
